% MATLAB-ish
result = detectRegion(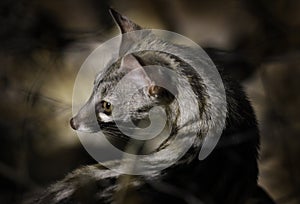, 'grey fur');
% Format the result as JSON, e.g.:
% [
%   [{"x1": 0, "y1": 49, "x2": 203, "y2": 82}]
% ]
[{"x1": 26, "y1": 9, "x2": 274, "y2": 204}]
